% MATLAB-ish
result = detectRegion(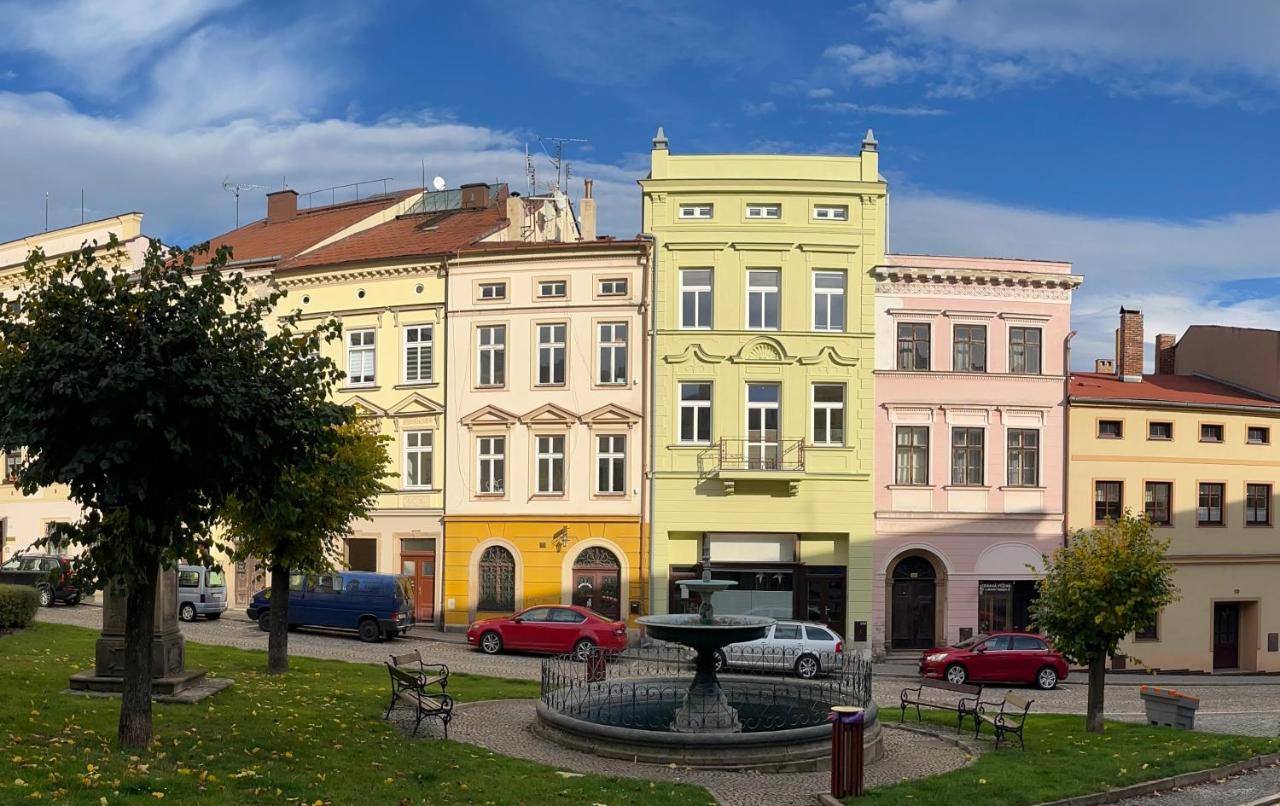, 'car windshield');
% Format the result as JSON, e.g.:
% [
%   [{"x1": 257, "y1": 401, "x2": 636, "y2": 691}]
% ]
[
  {"x1": 951, "y1": 634, "x2": 989, "y2": 649},
  {"x1": 206, "y1": 570, "x2": 226, "y2": 587}
]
